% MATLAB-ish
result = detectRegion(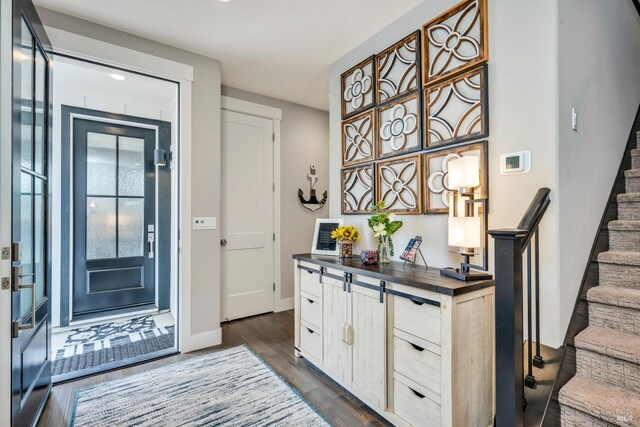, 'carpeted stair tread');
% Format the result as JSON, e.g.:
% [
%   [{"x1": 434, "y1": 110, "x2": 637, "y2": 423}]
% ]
[
  {"x1": 633, "y1": 148, "x2": 640, "y2": 156},
  {"x1": 559, "y1": 375, "x2": 640, "y2": 425},
  {"x1": 609, "y1": 220, "x2": 640, "y2": 231},
  {"x1": 575, "y1": 326, "x2": 640, "y2": 365},
  {"x1": 598, "y1": 251, "x2": 640, "y2": 266},
  {"x1": 626, "y1": 169, "x2": 640, "y2": 178},
  {"x1": 588, "y1": 286, "x2": 640, "y2": 310},
  {"x1": 618, "y1": 193, "x2": 640, "y2": 202}
]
